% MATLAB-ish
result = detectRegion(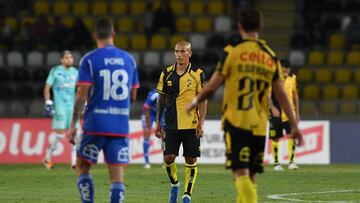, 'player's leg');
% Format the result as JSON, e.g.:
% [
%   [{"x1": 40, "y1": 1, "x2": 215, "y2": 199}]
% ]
[
  {"x1": 67, "y1": 107, "x2": 79, "y2": 169},
  {"x1": 182, "y1": 129, "x2": 200, "y2": 203},
  {"x1": 142, "y1": 114, "x2": 153, "y2": 169},
  {"x1": 163, "y1": 129, "x2": 181, "y2": 203},
  {"x1": 104, "y1": 137, "x2": 129, "y2": 203},
  {"x1": 224, "y1": 121, "x2": 257, "y2": 203},
  {"x1": 284, "y1": 121, "x2": 299, "y2": 169},
  {"x1": 76, "y1": 134, "x2": 105, "y2": 203},
  {"x1": 269, "y1": 116, "x2": 283, "y2": 171}
]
